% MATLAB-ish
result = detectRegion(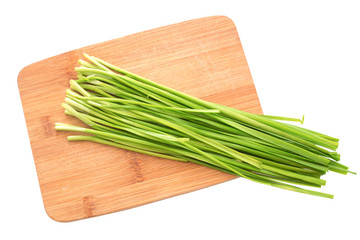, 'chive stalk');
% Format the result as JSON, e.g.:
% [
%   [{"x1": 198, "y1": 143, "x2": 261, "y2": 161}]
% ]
[{"x1": 55, "y1": 53, "x2": 355, "y2": 199}]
